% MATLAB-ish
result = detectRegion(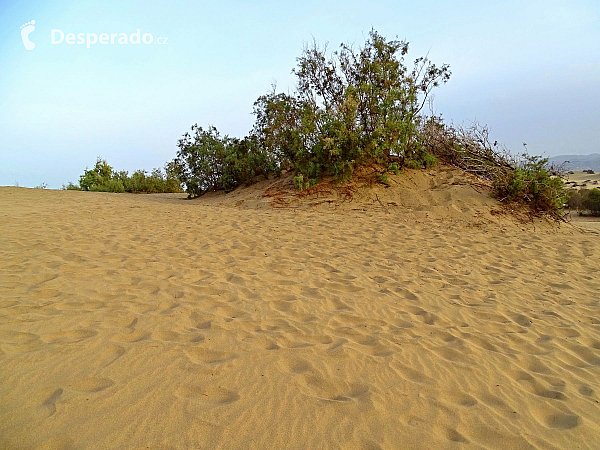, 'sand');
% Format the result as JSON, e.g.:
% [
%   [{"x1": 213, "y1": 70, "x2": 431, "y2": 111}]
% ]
[
  {"x1": 565, "y1": 171, "x2": 600, "y2": 190},
  {"x1": 1, "y1": 169, "x2": 599, "y2": 449}
]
